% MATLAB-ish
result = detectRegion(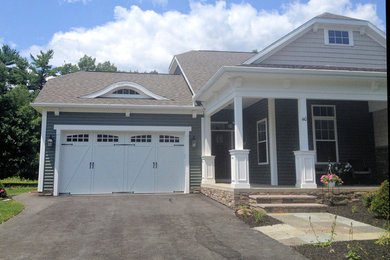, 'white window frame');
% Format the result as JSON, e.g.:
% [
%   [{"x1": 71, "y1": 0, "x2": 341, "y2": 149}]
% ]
[
  {"x1": 256, "y1": 118, "x2": 268, "y2": 165},
  {"x1": 311, "y1": 105, "x2": 339, "y2": 164},
  {"x1": 324, "y1": 29, "x2": 354, "y2": 46}
]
